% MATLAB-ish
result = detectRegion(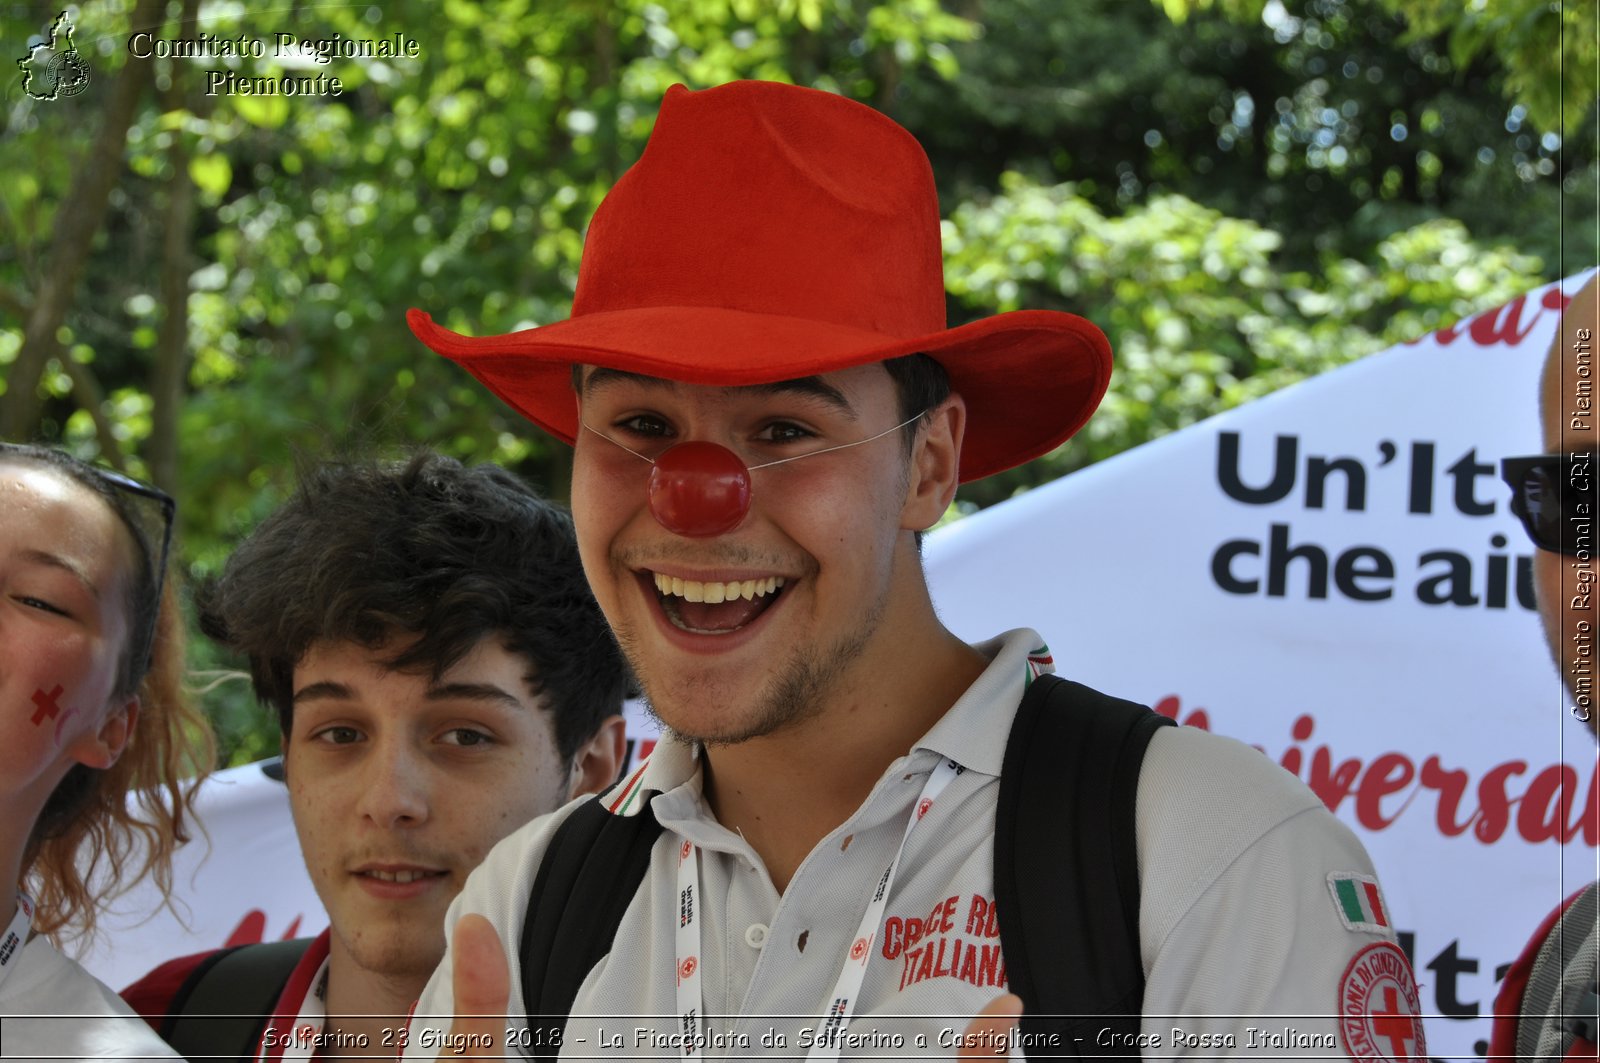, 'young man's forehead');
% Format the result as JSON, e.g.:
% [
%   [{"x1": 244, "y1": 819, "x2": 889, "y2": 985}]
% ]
[
  {"x1": 292, "y1": 634, "x2": 540, "y2": 706},
  {"x1": 576, "y1": 364, "x2": 871, "y2": 416}
]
